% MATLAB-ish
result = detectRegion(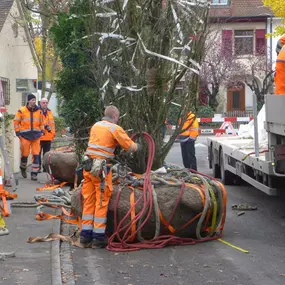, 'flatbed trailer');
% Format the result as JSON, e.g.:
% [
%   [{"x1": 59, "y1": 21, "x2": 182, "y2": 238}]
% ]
[{"x1": 208, "y1": 95, "x2": 285, "y2": 195}]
